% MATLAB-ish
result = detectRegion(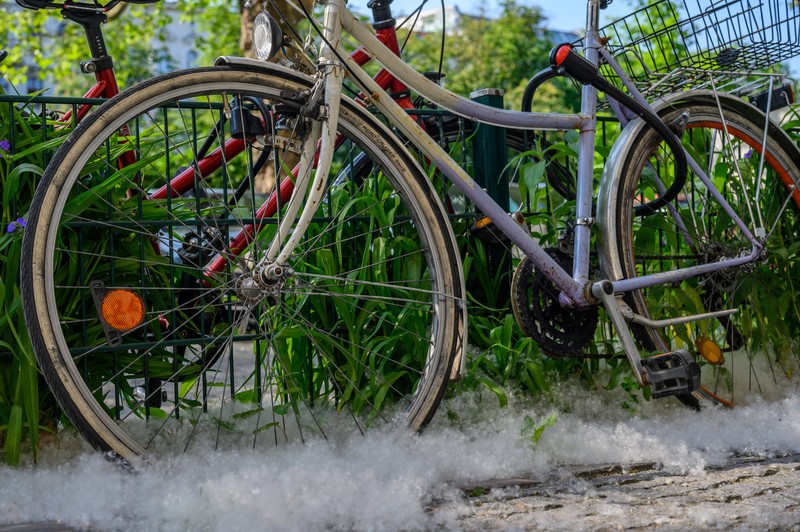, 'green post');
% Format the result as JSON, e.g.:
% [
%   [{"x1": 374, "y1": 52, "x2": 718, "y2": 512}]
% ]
[
  {"x1": 470, "y1": 88, "x2": 510, "y2": 210},
  {"x1": 470, "y1": 88, "x2": 511, "y2": 309}
]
